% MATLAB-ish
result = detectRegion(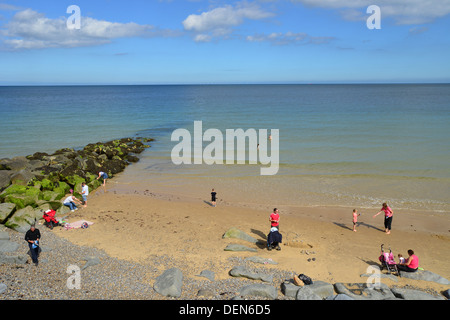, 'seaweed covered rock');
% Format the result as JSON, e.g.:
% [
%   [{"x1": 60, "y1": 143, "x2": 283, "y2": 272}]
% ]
[
  {"x1": 4, "y1": 206, "x2": 41, "y2": 233},
  {"x1": 0, "y1": 137, "x2": 152, "y2": 231}
]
